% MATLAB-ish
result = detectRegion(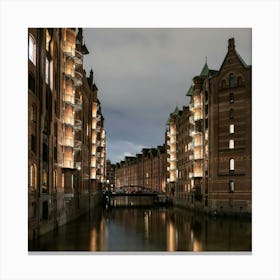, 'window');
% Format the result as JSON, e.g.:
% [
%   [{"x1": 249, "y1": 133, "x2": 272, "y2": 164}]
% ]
[
  {"x1": 230, "y1": 158, "x2": 234, "y2": 170},
  {"x1": 42, "y1": 170, "x2": 48, "y2": 193},
  {"x1": 45, "y1": 58, "x2": 49, "y2": 84},
  {"x1": 62, "y1": 173, "x2": 65, "y2": 188},
  {"x1": 31, "y1": 104, "x2": 37, "y2": 122},
  {"x1": 229, "y1": 180, "x2": 234, "y2": 192},
  {"x1": 230, "y1": 124, "x2": 234, "y2": 134},
  {"x1": 229, "y1": 73, "x2": 235, "y2": 88},
  {"x1": 29, "y1": 164, "x2": 37, "y2": 189},
  {"x1": 229, "y1": 139, "x2": 234, "y2": 149},
  {"x1": 28, "y1": 34, "x2": 36, "y2": 65},
  {"x1": 53, "y1": 170, "x2": 57, "y2": 189},
  {"x1": 31, "y1": 134, "x2": 36, "y2": 153},
  {"x1": 230, "y1": 93, "x2": 234, "y2": 103},
  {"x1": 229, "y1": 109, "x2": 234, "y2": 119},
  {"x1": 28, "y1": 74, "x2": 35, "y2": 93}
]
